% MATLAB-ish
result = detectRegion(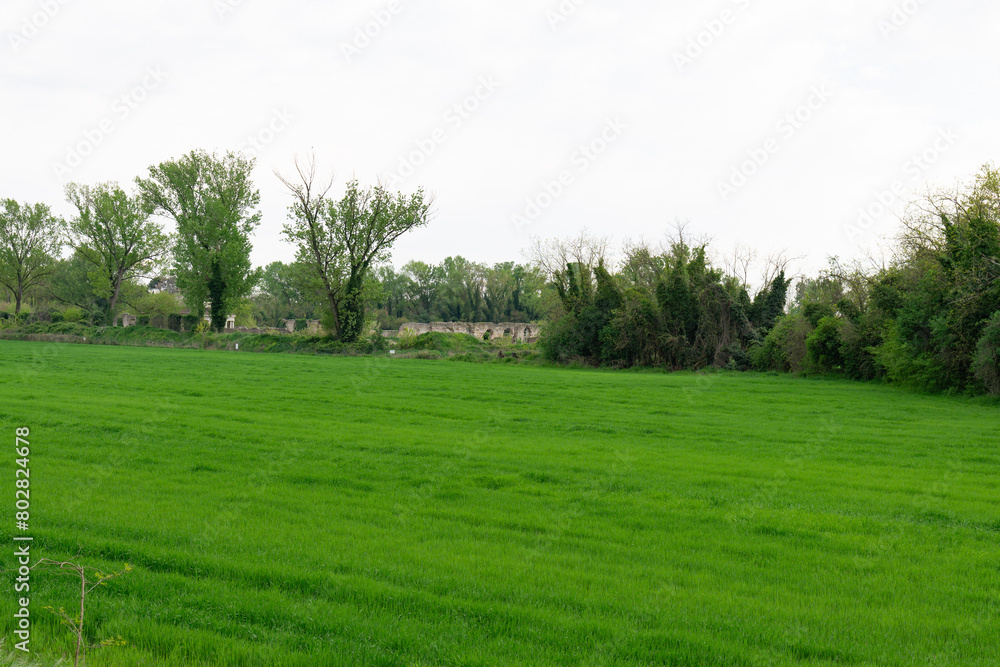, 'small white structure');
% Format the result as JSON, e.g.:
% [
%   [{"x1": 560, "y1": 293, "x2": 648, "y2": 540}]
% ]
[{"x1": 203, "y1": 314, "x2": 237, "y2": 330}]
